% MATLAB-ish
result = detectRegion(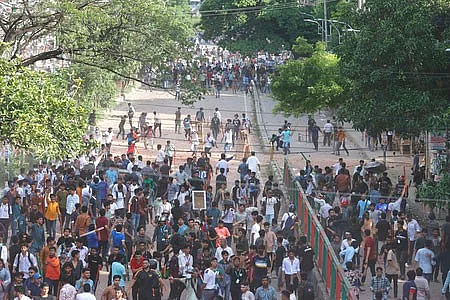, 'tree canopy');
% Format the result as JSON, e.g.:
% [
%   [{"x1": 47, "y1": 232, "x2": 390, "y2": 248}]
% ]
[
  {"x1": 199, "y1": 0, "x2": 319, "y2": 55},
  {"x1": 336, "y1": 0, "x2": 450, "y2": 135},
  {"x1": 0, "y1": 55, "x2": 87, "y2": 159},
  {"x1": 271, "y1": 42, "x2": 344, "y2": 116}
]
